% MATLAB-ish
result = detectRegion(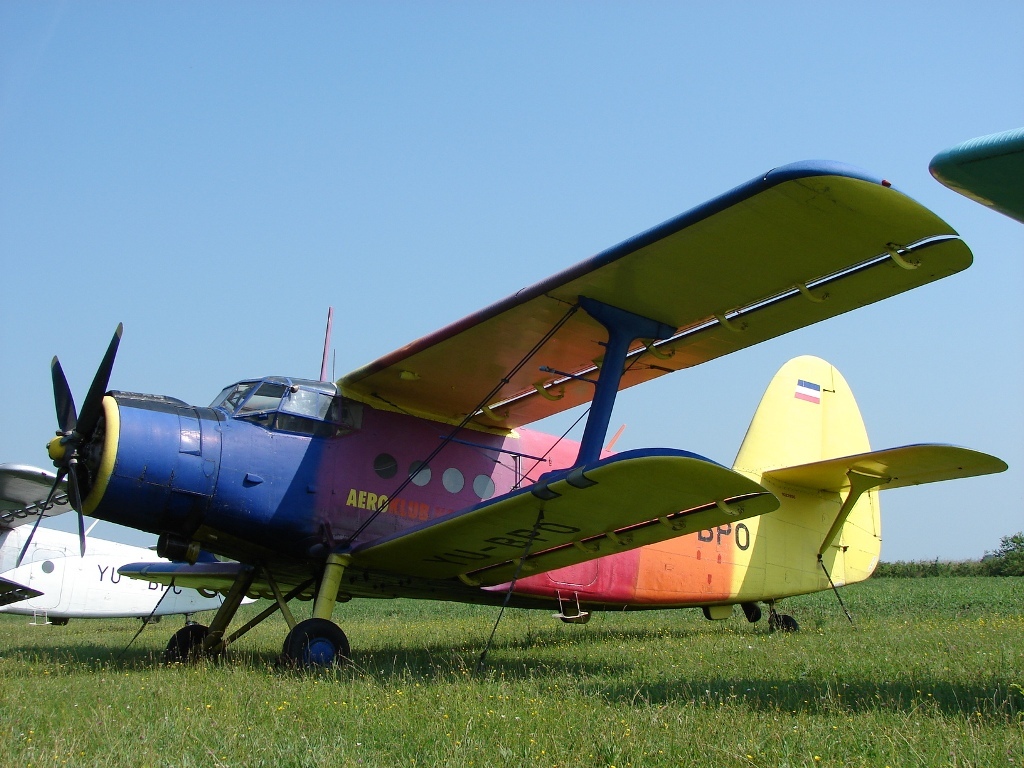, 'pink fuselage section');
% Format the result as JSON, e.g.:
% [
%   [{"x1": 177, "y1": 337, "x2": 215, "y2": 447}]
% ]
[{"x1": 314, "y1": 405, "x2": 736, "y2": 611}]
